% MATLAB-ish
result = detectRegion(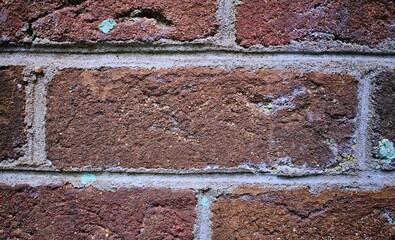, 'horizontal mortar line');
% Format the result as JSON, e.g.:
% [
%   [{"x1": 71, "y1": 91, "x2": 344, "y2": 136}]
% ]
[
  {"x1": 0, "y1": 165, "x2": 323, "y2": 175},
  {"x1": 1, "y1": 170, "x2": 395, "y2": 191},
  {"x1": 1, "y1": 45, "x2": 395, "y2": 57},
  {"x1": 2, "y1": 50, "x2": 395, "y2": 59},
  {"x1": 0, "y1": 52, "x2": 394, "y2": 70}
]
